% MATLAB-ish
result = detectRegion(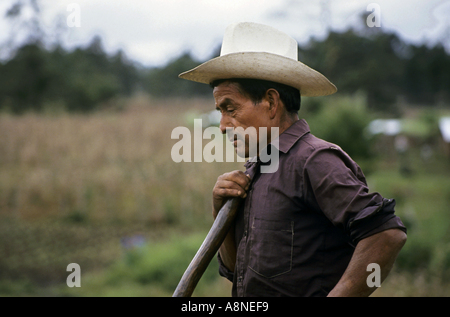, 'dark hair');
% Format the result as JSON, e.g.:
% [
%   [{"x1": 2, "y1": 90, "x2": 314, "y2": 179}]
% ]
[{"x1": 210, "y1": 78, "x2": 301, "y2": 113}]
